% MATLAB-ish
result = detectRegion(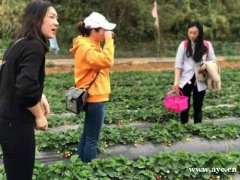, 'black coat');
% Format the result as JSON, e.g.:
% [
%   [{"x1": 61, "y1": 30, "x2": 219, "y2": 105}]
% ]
[{"x1": 0, "y1": 38, "x2": 45, "y2": 124}]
